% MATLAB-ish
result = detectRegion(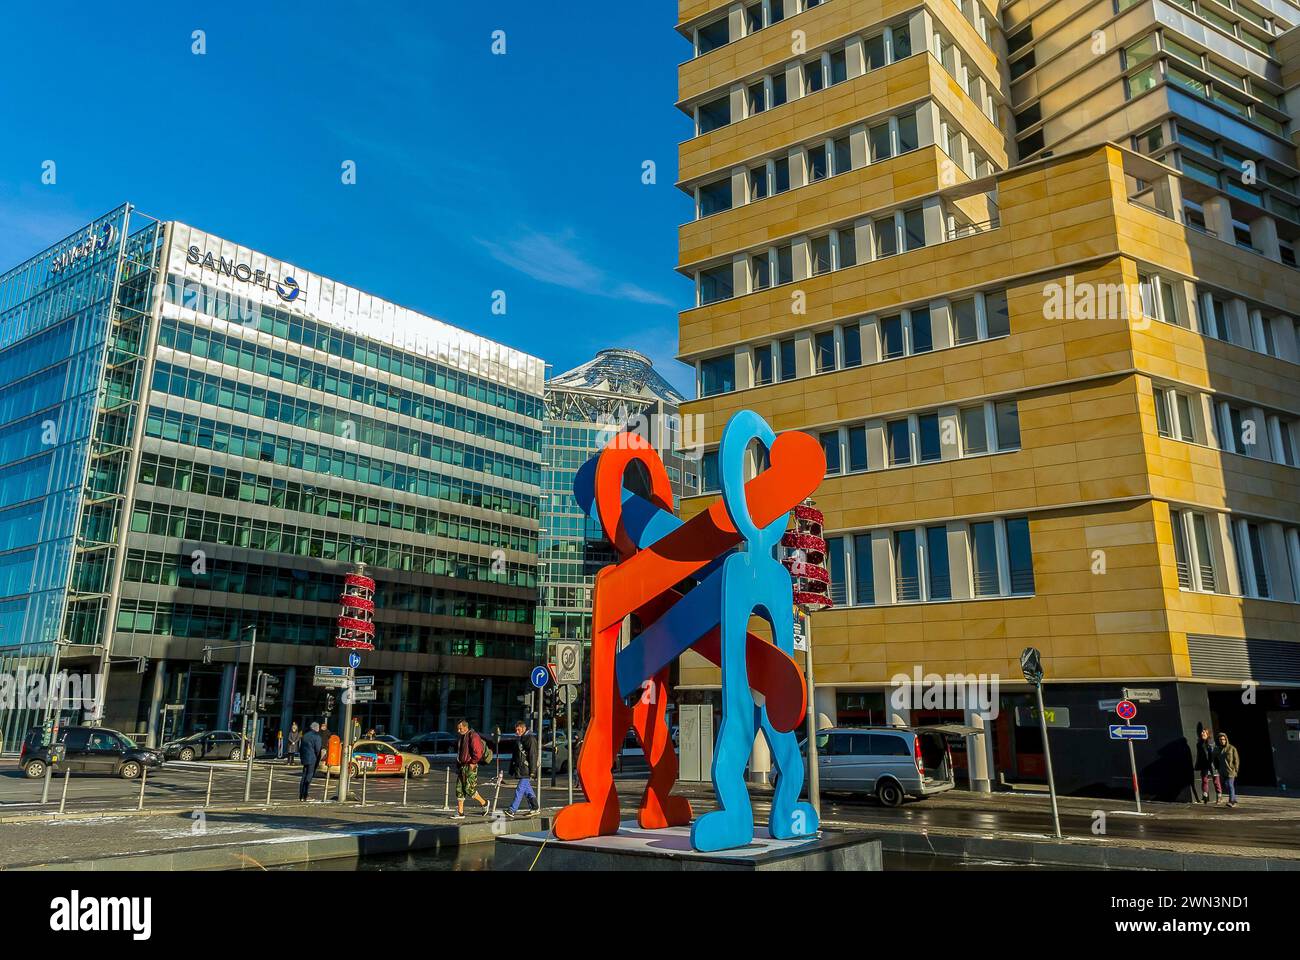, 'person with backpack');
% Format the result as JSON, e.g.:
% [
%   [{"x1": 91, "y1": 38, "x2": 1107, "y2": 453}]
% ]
[
  {"x1": 452, "y1": 718, "x2": 491, "y2": 819},
  {"x1": 298, "y1": 722, "x2": 323, "y2": 801},
  {"x1": 1215, "y1": 731, "x2": 1241, "y2": 807}
]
